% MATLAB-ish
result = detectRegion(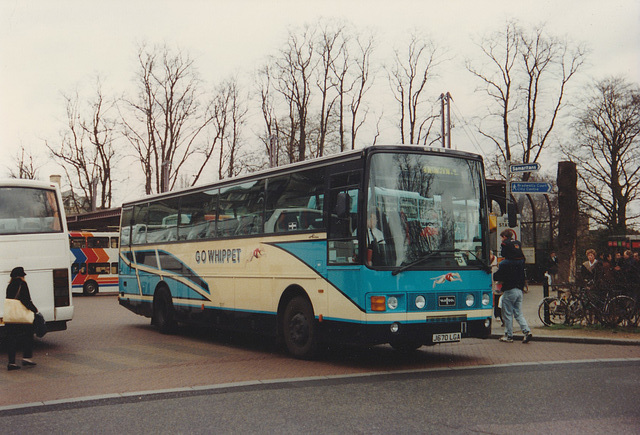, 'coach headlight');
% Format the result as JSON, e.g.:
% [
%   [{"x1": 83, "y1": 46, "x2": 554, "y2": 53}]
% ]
[
  {"x1": 387, "y1": 296, "x2": 398, "y2": 310},
  {"x1": 465, "y1": 294, "x2": 475, "y2": 307},
  {"x1": 482, "y1": 293, "x2": 491, "y2": 306},
  {"x1": 415, "y1": 295, "x2": 426, "y2": 309}
]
